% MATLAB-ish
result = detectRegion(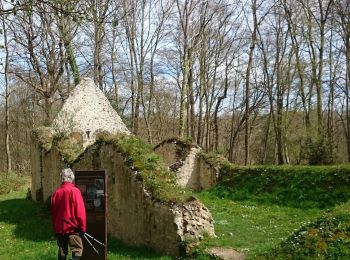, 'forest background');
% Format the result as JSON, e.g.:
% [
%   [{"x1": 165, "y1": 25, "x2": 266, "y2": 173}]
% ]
[{"x1": 1, "y1": 0, "x2": 350, "y2": 173}]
